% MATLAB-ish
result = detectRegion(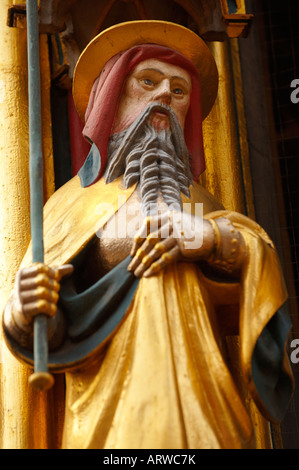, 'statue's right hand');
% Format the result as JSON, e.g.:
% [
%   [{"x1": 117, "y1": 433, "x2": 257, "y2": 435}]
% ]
[{"x1": 12, "y1": 262, "x2": 74, "y2": 330}]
